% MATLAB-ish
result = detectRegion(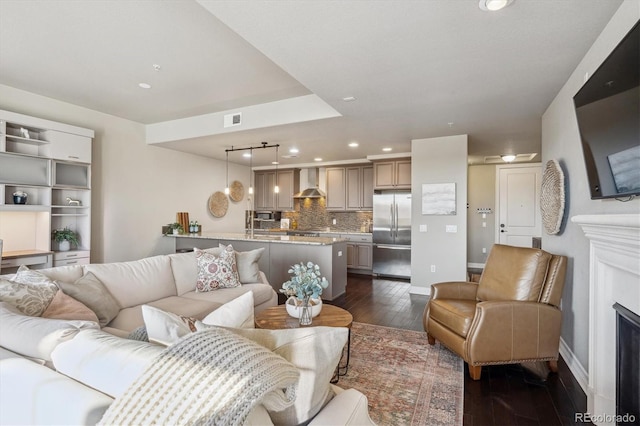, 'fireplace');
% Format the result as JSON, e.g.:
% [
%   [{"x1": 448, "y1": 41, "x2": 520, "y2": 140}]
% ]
[
  {"x1": 614, "y1": 303, "x2": 640, "y2": 425},
  {"x1": 573, "y1": 214, "x2": 640, "y2": 426}
]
